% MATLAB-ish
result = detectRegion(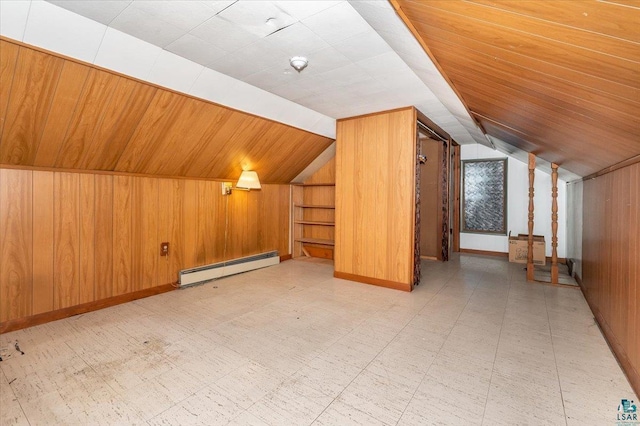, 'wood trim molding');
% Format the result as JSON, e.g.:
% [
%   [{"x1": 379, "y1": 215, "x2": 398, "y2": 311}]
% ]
[
  {"x1": 336, "y1": 106, "x2": 414, "y2": 122},
  {"x1": 460, "y1": 248, "x2": 508, "y2": 258},
  {"x1": 0, "y1": 284, "x2": 175, "y2": 334},
  {"x1": 279, "y1": 254, "x2": 293, "y2": 262},
  {"x1": 583, "y1": 154, "x2": 640, "y2": 181},
  {"x1": 459, "y1": 249, "x2": 567, "y2": 264},
  {"x1": 333, "y1": 271, "x2": 412, "y2": 292}
]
